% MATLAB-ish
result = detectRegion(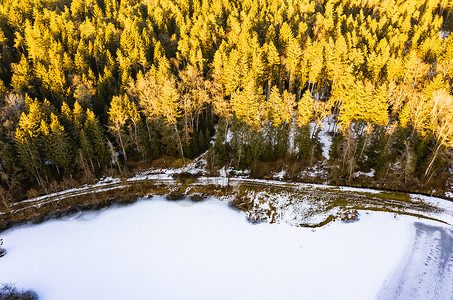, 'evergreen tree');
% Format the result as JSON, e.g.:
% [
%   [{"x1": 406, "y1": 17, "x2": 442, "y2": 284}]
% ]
[
  {"x1": 48, "y1": 113, "x2": 73, "y2": 175},
  {"x1": 14, "y1": 98, "x2": 47, "y2": 188},
  {"x1": 296, "y1": 90, "x2": 314, "y2": 128},
  {"x1": 85, "y1": 109, "x2": 109, "y2": 170},
  {"x1": 108, "y1": 95, "x2": 129, "y2": 163},
  {"x1": 11, "y1": 54, "x2": 34, "y2": 94}
]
